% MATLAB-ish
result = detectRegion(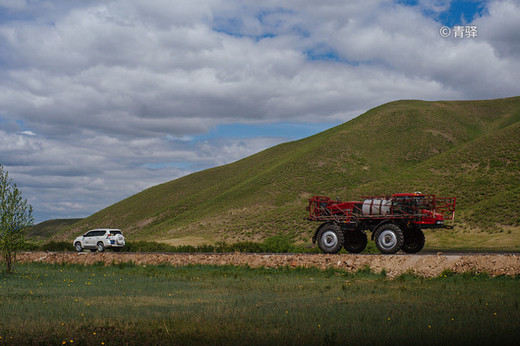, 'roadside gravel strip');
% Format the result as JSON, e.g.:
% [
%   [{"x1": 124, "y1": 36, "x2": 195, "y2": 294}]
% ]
[{"x1": 17, "y1": 252, "x2": 520, "y2": 278}]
